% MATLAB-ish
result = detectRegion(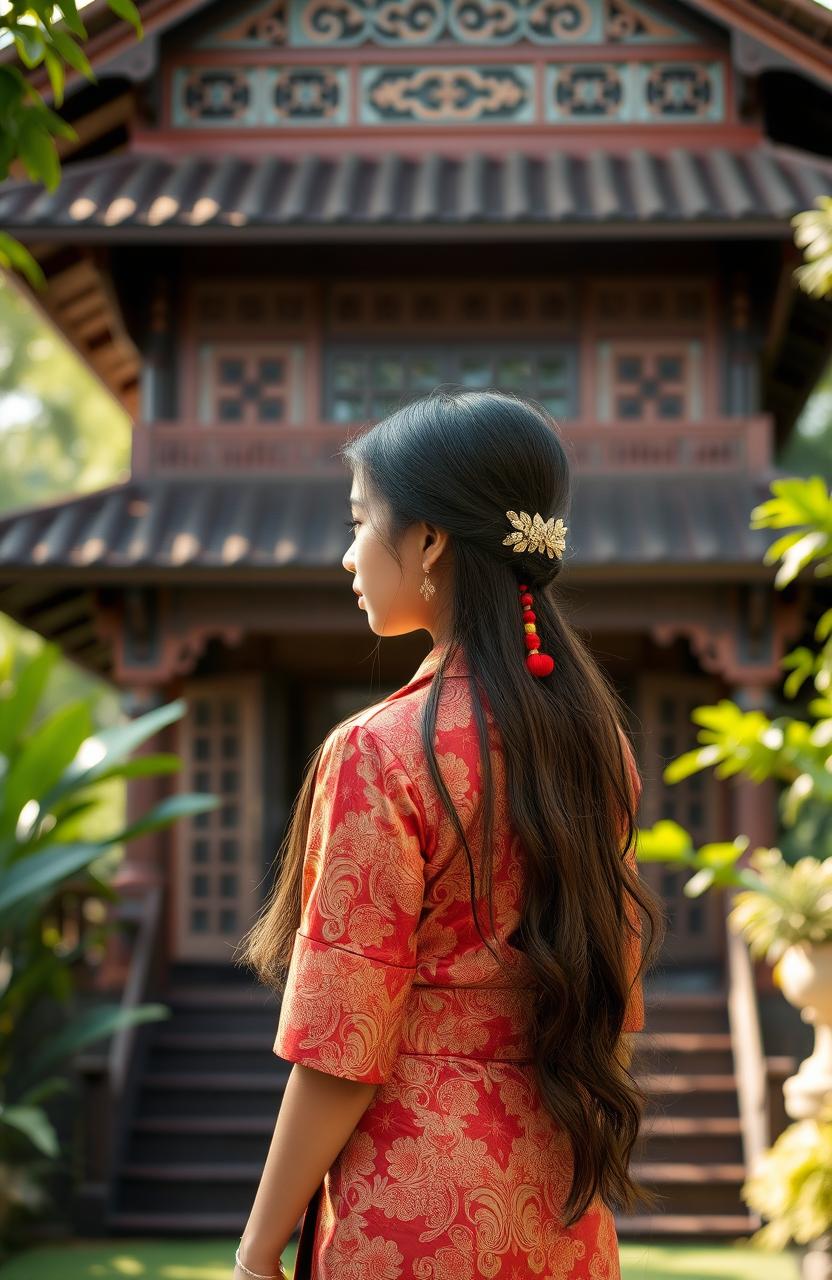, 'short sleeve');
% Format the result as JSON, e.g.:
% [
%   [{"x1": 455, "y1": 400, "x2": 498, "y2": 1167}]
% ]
[
  {"x1": 618, "y1": 729, "x2": 645, "y2": 1033},
  {"x1": 273, "y1": 721, "x2": 427, "y2": 1084}
]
